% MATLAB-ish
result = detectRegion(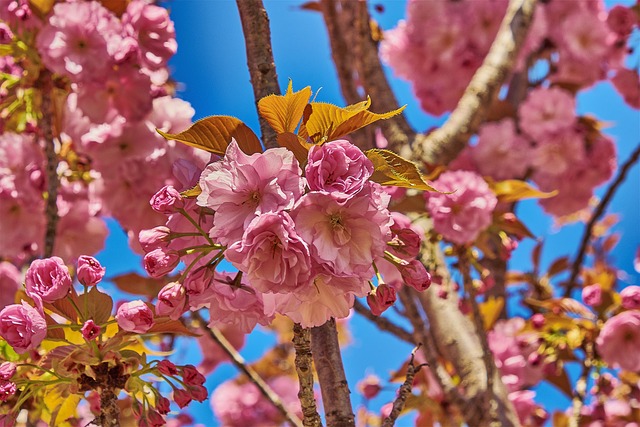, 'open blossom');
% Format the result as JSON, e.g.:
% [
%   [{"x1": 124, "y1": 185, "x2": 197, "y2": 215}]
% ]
[
  {"x1": 611, "y1": 68, "x2": 640, "y2": 109},
  {"x1": 305, "y1": 139, "x2": 374, "y2": 199},
  {"x1": 77, "y1": 255, "x2": 105, "y2": 287},
  {"x1": 198, "y1": 140, "x2": 304, "y2": 245},
  {"x1": 472, "y1": 119, "x2": 531, "y2": 180},
  {"x1": 518, "y1": 87, "x2": 576, "y2": 141},
  {"x1": 25, "y1": 256, "x2": 72, "y2": 303},
  {"x1": 596, "y1": 310, "x2": 640, "y2": 372},
  {"x1": 530, "y1": 129, "x2": 585, "y2": 176},
  {"x1": 0, "y1": 301, "x2": 47, "y2": 353},
  {"x1": 425, "y1": 171, "x2": 497, "y2": 245},
  {"x1": 225, "y1": 211, "x2": 312, "y2": 294},
  {"x1": 36, "y1": 1, "x2": 122, "y2": 81},
  {"x1": 116, "y1": 300, "x2": 155, "y2": 333},
  {"x1": 80, "y1": 319, "x2": 101, "y2": 341}
]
